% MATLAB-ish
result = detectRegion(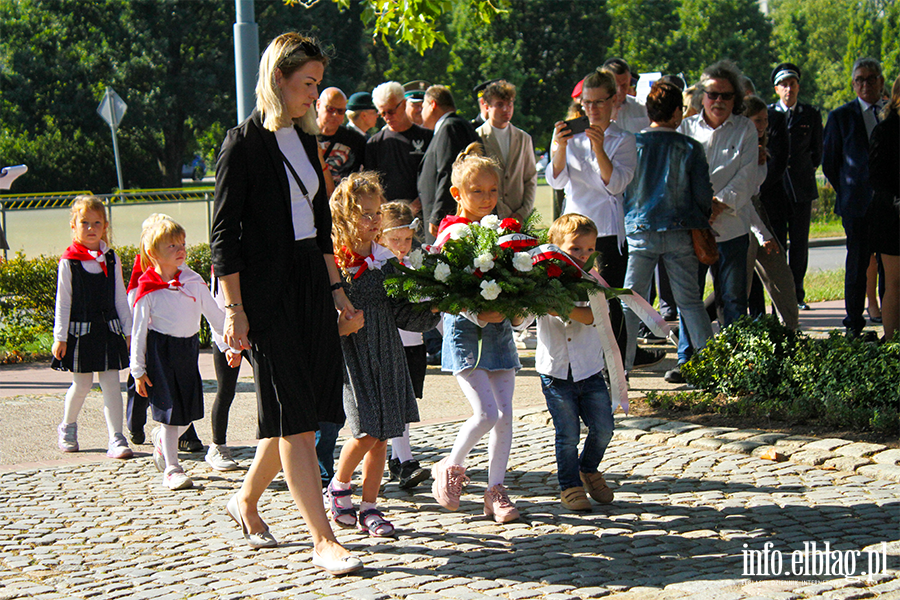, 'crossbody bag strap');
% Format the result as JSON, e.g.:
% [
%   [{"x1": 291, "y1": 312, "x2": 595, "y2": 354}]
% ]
[{"x1": 279, "y1": 149, "x2": 314, "y2": 213}]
